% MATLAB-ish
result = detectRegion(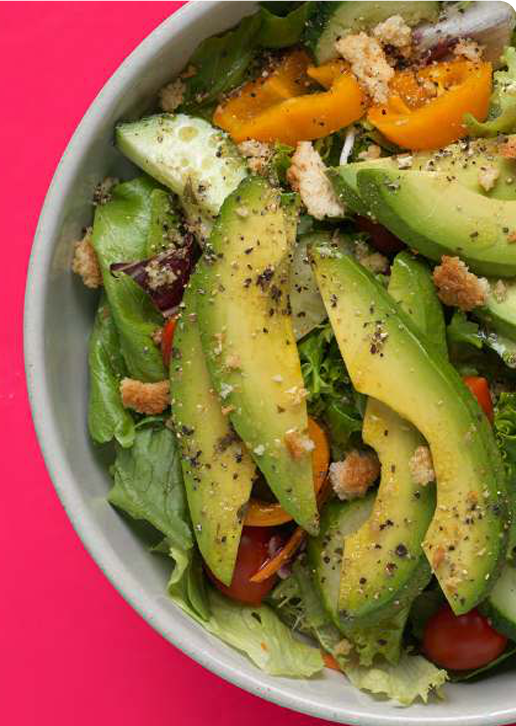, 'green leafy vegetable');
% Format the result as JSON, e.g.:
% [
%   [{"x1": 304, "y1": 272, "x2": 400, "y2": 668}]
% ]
[
  {"x1": 409, "y1": 587, "x2": 445, "y2": 640},
  {"x1": 259, "y1": 2, "x2": 304, "y2": 16},
  {"x1": 447, "y1": 311, "x2": 483, "y2": 351},
  {"x1": 271, "y1": 142, "x2": 295, "y2": 186},
  {"x1": 180, "y1": 14, "x2": 263, "y2": 115},
  {"x1": 88, "y1": 297, "x2": 135, "y2": 448},
  {"x1": 257, "y1": 3, "x2": 312, "y2": 48},
  {"x1": 450, "y1": 646, "x2": 516, "y2": 682},
  {"x1": 146, "y1": 188, "x2": 184, "y2": 257},
  {"x1": 92, "y1": 177, "x2": 166, "y2": 382},
  {"x1": 466, "y1": 47, "x2": 516, "y2": 137},
  {"x1": 494, "y1": 391, "x2": 516, "y2": 554},
  {"x1": 108, "y1": 424, "x2": 192, "y2": 551}
]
